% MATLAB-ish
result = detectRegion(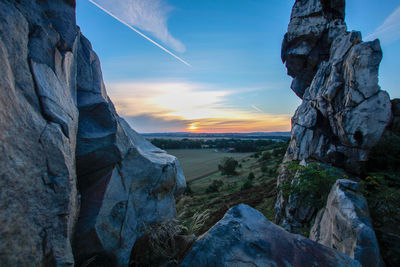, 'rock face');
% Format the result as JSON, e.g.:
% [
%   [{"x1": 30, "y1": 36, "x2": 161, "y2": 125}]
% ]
[
  {"x1": 276, "y1": 0, "x2": 391, "y2": 265},
  {"x1": 282, "y1": 0, "x2": 391, "y2": 172},
  {"x1": 0, "y1": 1, "x2": 79, "y2": 265},
  {"x1": 73, "y1": 33, "x2": 186, "y2": 266},
  {"x1": 310, "y1": 180, "x2": 384, "y2": 267},
  {"x1": 0, "y1": 0, "x2": 185, "y2": 266},
  {"x1": 276, "y1": 0, "x2": 392, "y2": 230},
  {"x1": 180, "y1": 204, "x2": 361, "y2": 267},
  {"x1": 282, "y1": 0, "x2": 346, "y2": 98}
]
